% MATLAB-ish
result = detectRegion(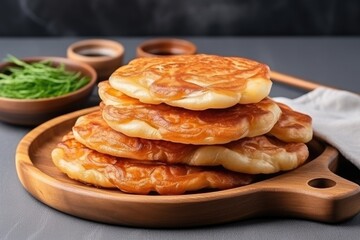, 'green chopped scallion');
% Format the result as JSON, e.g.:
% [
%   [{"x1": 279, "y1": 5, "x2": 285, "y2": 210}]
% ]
[{"x1": 0, "y1": 55, "x2": 90, "y2": 99}]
